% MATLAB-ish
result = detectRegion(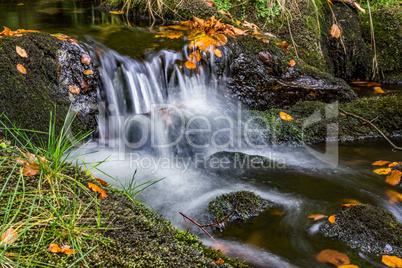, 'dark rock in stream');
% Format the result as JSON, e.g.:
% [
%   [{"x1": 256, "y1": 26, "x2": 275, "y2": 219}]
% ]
[
  {"x1": 0, "y1": 32, "x2": 98, "y2": 142},
  {"x1": 320, "y1": 204, "x2": 402, "y2": 257},
  {"x1": 207, "y1": 191, "x2": 272, "y2": 226}
]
